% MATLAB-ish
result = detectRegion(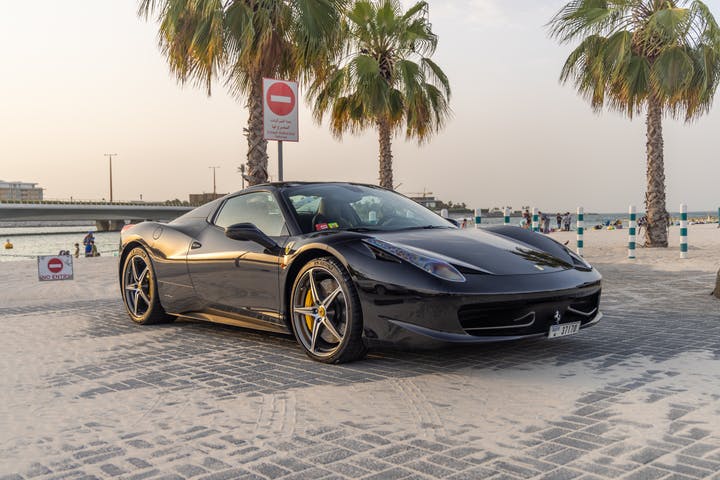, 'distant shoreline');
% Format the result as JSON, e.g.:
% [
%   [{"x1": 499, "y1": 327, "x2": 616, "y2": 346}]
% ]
[{"x1": 0, "y1": 221, "x2": 94, "y2": 228}]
